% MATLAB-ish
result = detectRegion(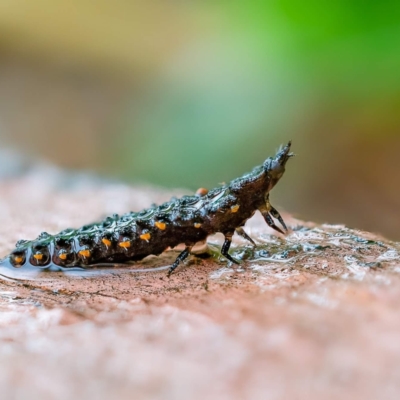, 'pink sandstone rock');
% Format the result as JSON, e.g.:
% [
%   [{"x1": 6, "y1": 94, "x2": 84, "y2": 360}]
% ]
[{"x1": 0, "y1": 165, "x2": 399, "y2": 400}]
